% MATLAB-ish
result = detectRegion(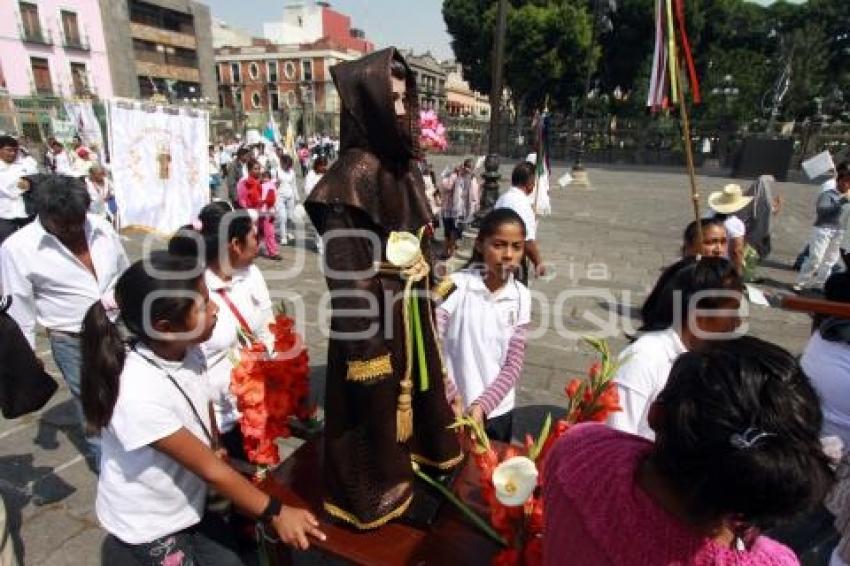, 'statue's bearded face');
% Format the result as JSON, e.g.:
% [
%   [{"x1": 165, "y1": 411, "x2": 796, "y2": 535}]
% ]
[{"x1": 391, "y1": 76, "x2": 406, "y2": 117}]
